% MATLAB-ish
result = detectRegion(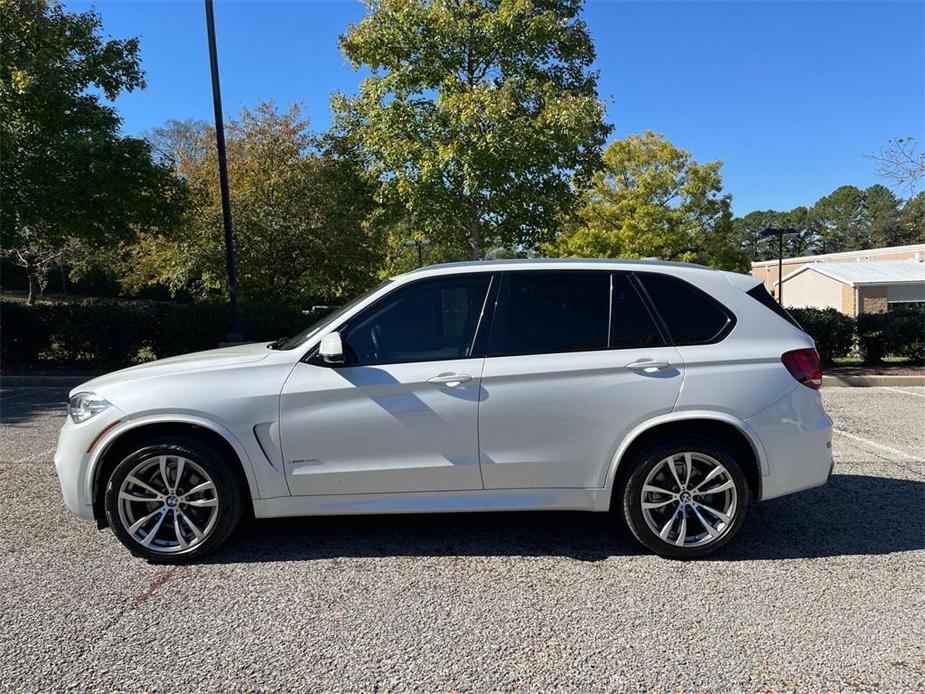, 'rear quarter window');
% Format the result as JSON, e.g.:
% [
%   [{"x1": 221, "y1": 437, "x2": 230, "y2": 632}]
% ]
[
  {"x1": 636, "y1": 272, "x2": 735, "y2": 345},
  {"x1": 746, "y1": 284, "x2": 803, "y2": 329}
]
